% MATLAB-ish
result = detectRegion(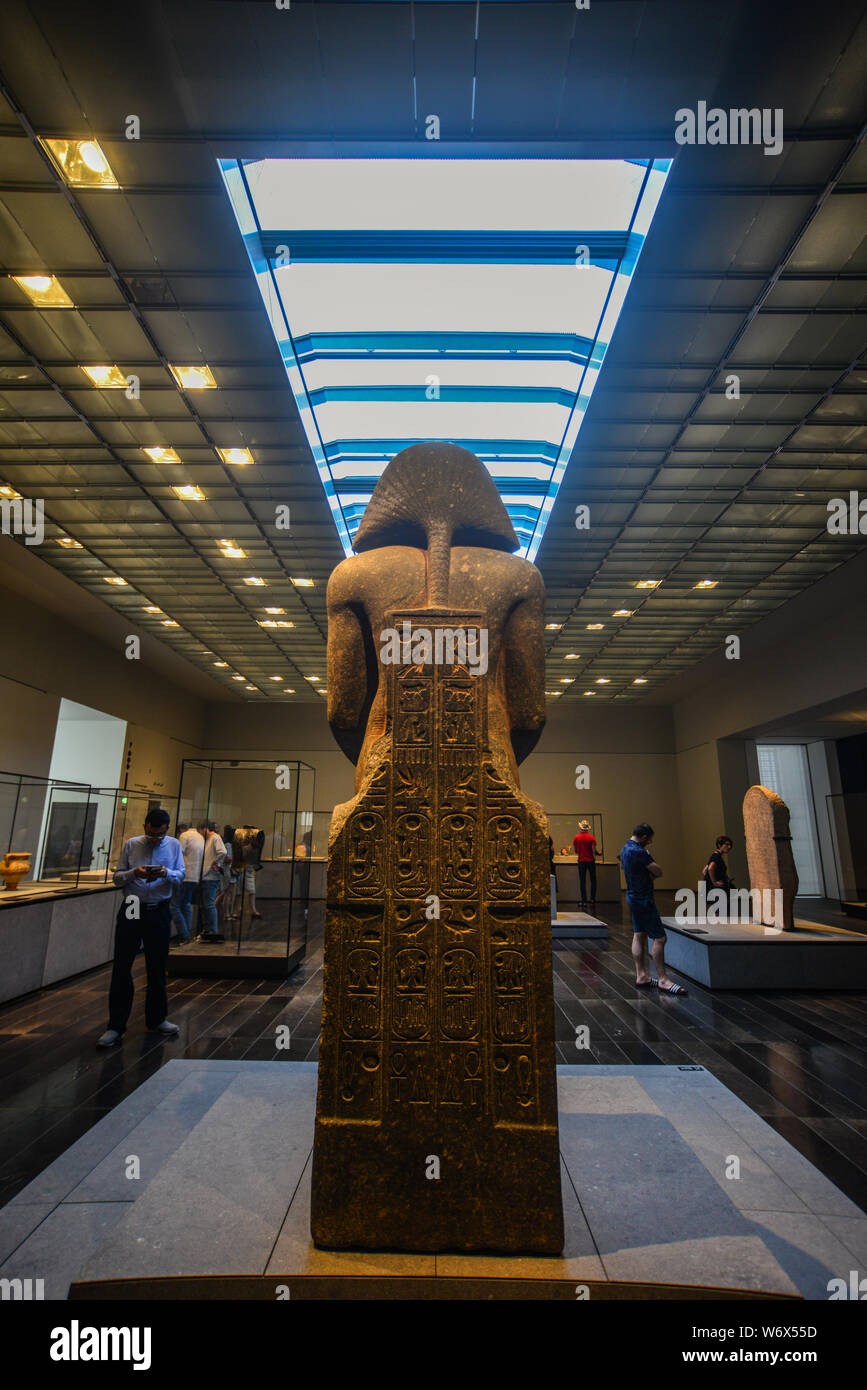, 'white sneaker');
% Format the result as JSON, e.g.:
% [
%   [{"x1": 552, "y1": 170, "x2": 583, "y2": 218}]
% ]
[
  {"x1": 97, "y1": 1029, "x2": 121, "y2": 1047},
  {"x1": 151, "y1": 1020, "x2": 179, "y2": 1036}
]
